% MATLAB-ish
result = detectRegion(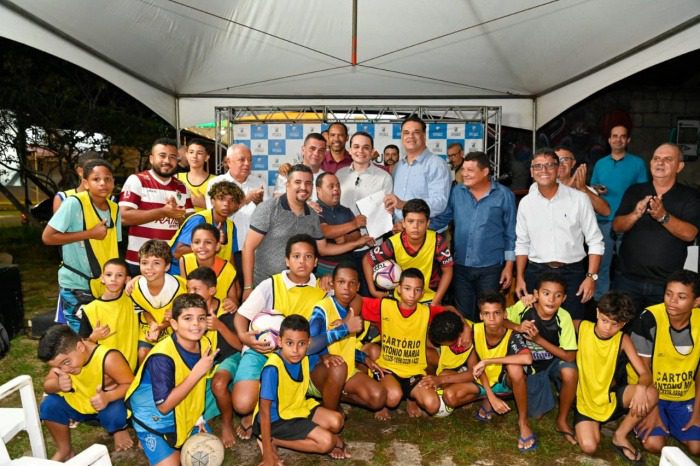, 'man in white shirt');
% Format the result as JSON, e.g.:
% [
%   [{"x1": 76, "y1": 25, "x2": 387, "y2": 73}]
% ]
[{"x1": 514, "y1": 148, "x2": 604, "y2": 321}]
